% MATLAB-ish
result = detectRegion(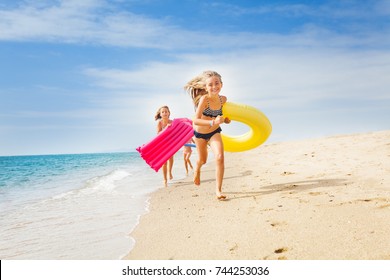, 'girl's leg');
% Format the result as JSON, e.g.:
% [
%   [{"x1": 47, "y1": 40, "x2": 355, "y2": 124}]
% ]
[
  {"x1": 187, "y1": 151, "x2": 193, "y2": 170},
  {"x1": 193, "y1": 137, "x2": 208, "y2": 185},
  {"x1": 184, "y1": 152, "x2": 193, "y2": 175},
  {"x1": 183, "y1": 153, "x2": 189, "y2": 175},
  {"x1": 209, "y1": 133, "x2": 225, "y2": 198},
  {"x1": 162, "y1": 162, "x2": 168, "y2": 187},
  {"x1": 168, "y1": 156, "x2": 174, "y2": 180}
]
